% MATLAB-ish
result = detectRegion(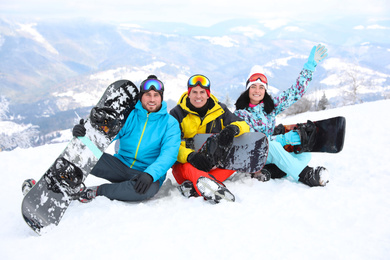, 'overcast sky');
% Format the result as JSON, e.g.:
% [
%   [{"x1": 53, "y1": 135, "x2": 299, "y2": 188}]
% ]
[{"x1": 1, "y1": 0, "x2": 389, "y2": 27}]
